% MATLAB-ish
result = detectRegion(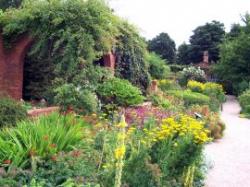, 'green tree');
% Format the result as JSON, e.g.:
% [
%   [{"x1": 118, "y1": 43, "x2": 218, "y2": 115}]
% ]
[
  {"x1": 148, "y1": 32, "x2": 176, "y2": 63},
  {"x1": 227, "y1": 24, "x2": 242, "y2": 39},
  {"x1": 214, "y1": 15, "x2": 250, "y2": 95},
  {"x1": 189, "y1": 21, "x2": 225, "y2": 63},
  {"x1": 177, "y1": 42, "x2": 191, "y2": 64},
  {"x1": 0, "y1": 0, "x2": 23, "y2": 10}
]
